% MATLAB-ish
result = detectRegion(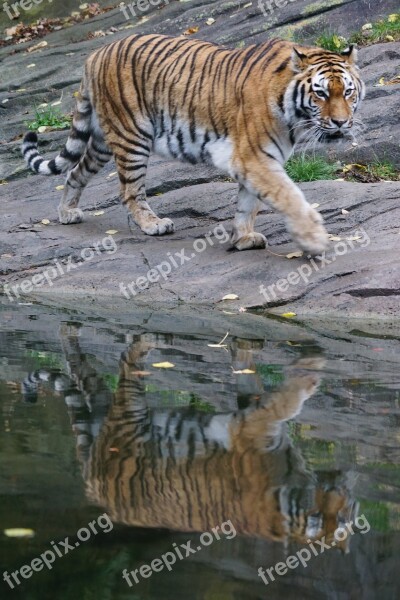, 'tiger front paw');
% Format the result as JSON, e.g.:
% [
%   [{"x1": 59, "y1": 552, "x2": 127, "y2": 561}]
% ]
[
  {"x1": 287, "y1": 207, "x2": 329, "y2": 256},
  {"x1": 231, "y1": 231, "x2": 267, "y2": 251}
]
